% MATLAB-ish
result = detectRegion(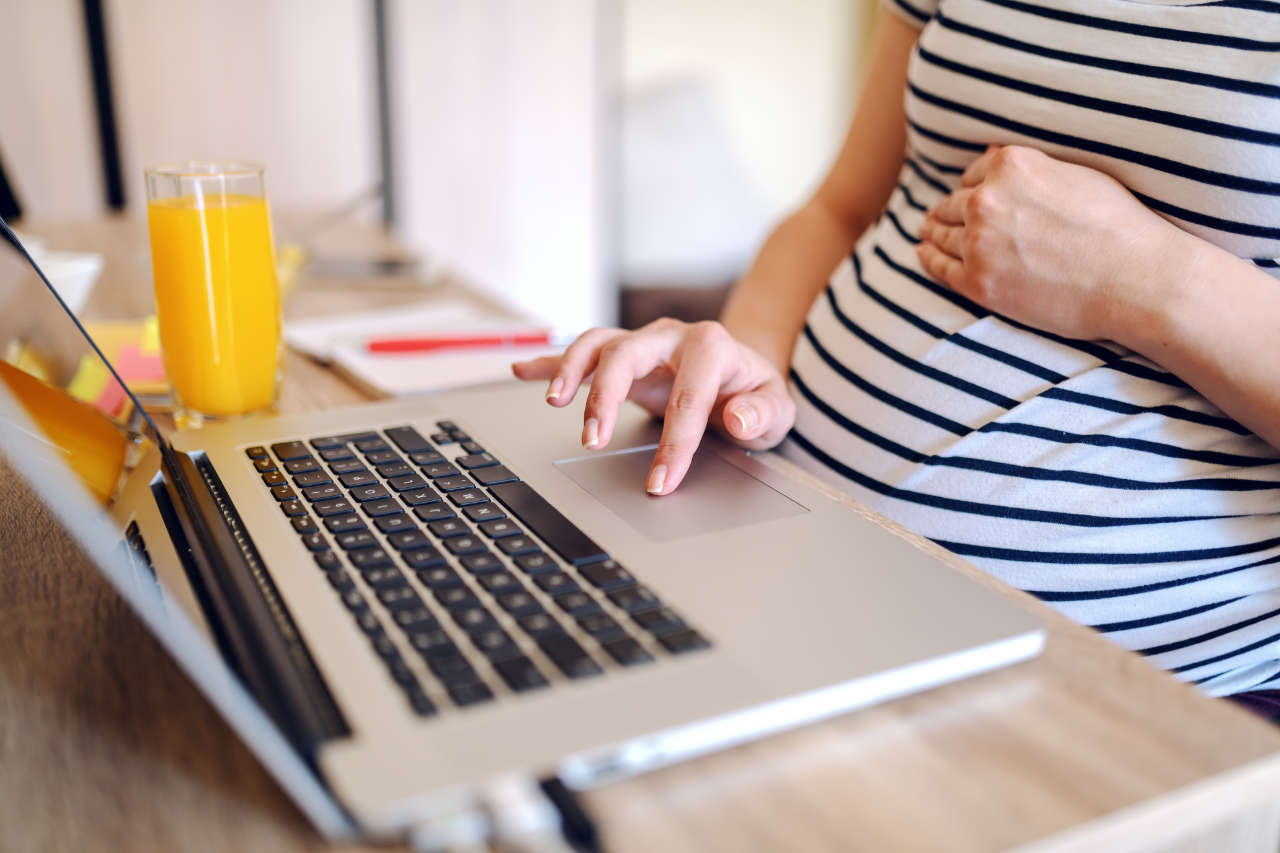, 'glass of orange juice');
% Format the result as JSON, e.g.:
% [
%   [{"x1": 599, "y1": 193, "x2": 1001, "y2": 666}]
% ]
[{"x1": 145, "y1": 162, "x2": 281, "y2": 426}]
